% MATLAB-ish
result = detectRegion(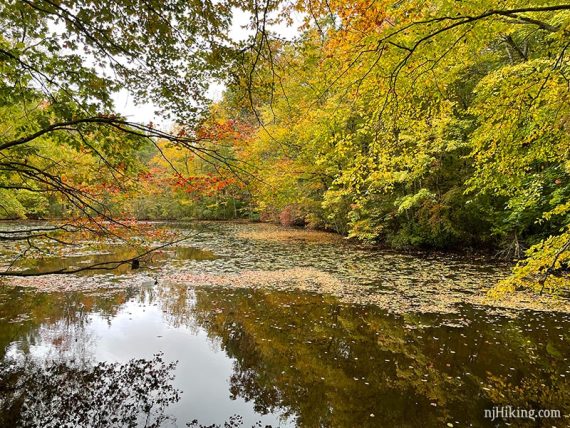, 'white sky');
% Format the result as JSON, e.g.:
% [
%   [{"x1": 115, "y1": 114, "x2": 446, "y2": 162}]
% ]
[{"x1": 112, "y1": 8, "x2": 303, "y2": 129}]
